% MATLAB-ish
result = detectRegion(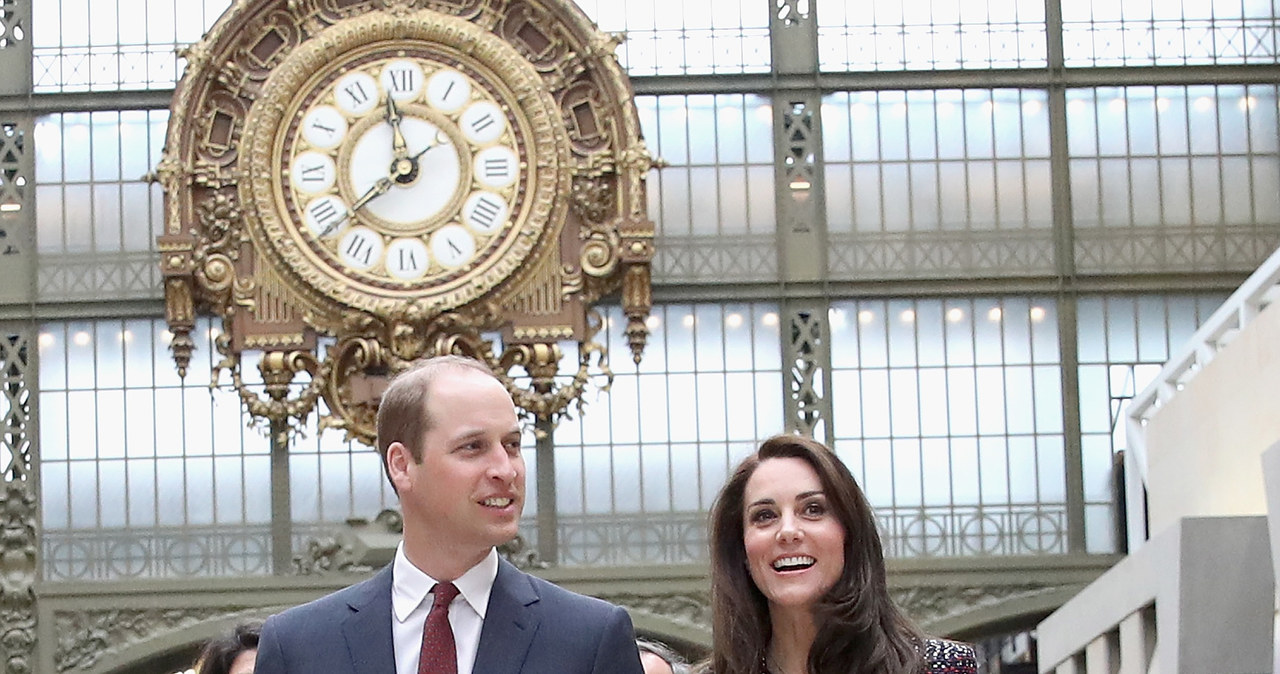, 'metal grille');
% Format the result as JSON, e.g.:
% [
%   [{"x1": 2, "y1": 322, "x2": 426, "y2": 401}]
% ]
[
  {"x1": 829, "y1": 296, "x2": 1067, "y2": 557},
  {"x1": 638, "y1": 94, "x2": 779, "y2": 283},
  {"x1": 33, "y1": 111, "x2": 167, "y2": 300},
  {"x1": 575, "y1": 0, "x2": 770, "y2": 76},
  {"x1": 1063, "y1": 0, "x2": 1280, "y2": 67},
  {"x1": 31, "y1": 0, "x2": 232, "y2": 92},
  {"x1": 0, "y1": 0, "x2": 24, "y2": 51},
  {"x1": 817, "y1": 0, "x2": 1048, "y2": 71},
  {"x1": 1, "y1": 331, "x2": 32, "y2": 484},
  {"x1": 823, "y1": 89, "x2": 1055, "y2": 279},
  {"x1": 1069, "y1": 85, "x2": 1280, "y2": 274},
  {"x1": 1, "y1": 122, "x2": 26, "y2": 253},
  {"x1": 1075, "y1": 293, "x2": 1228, "y2": 553}
]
